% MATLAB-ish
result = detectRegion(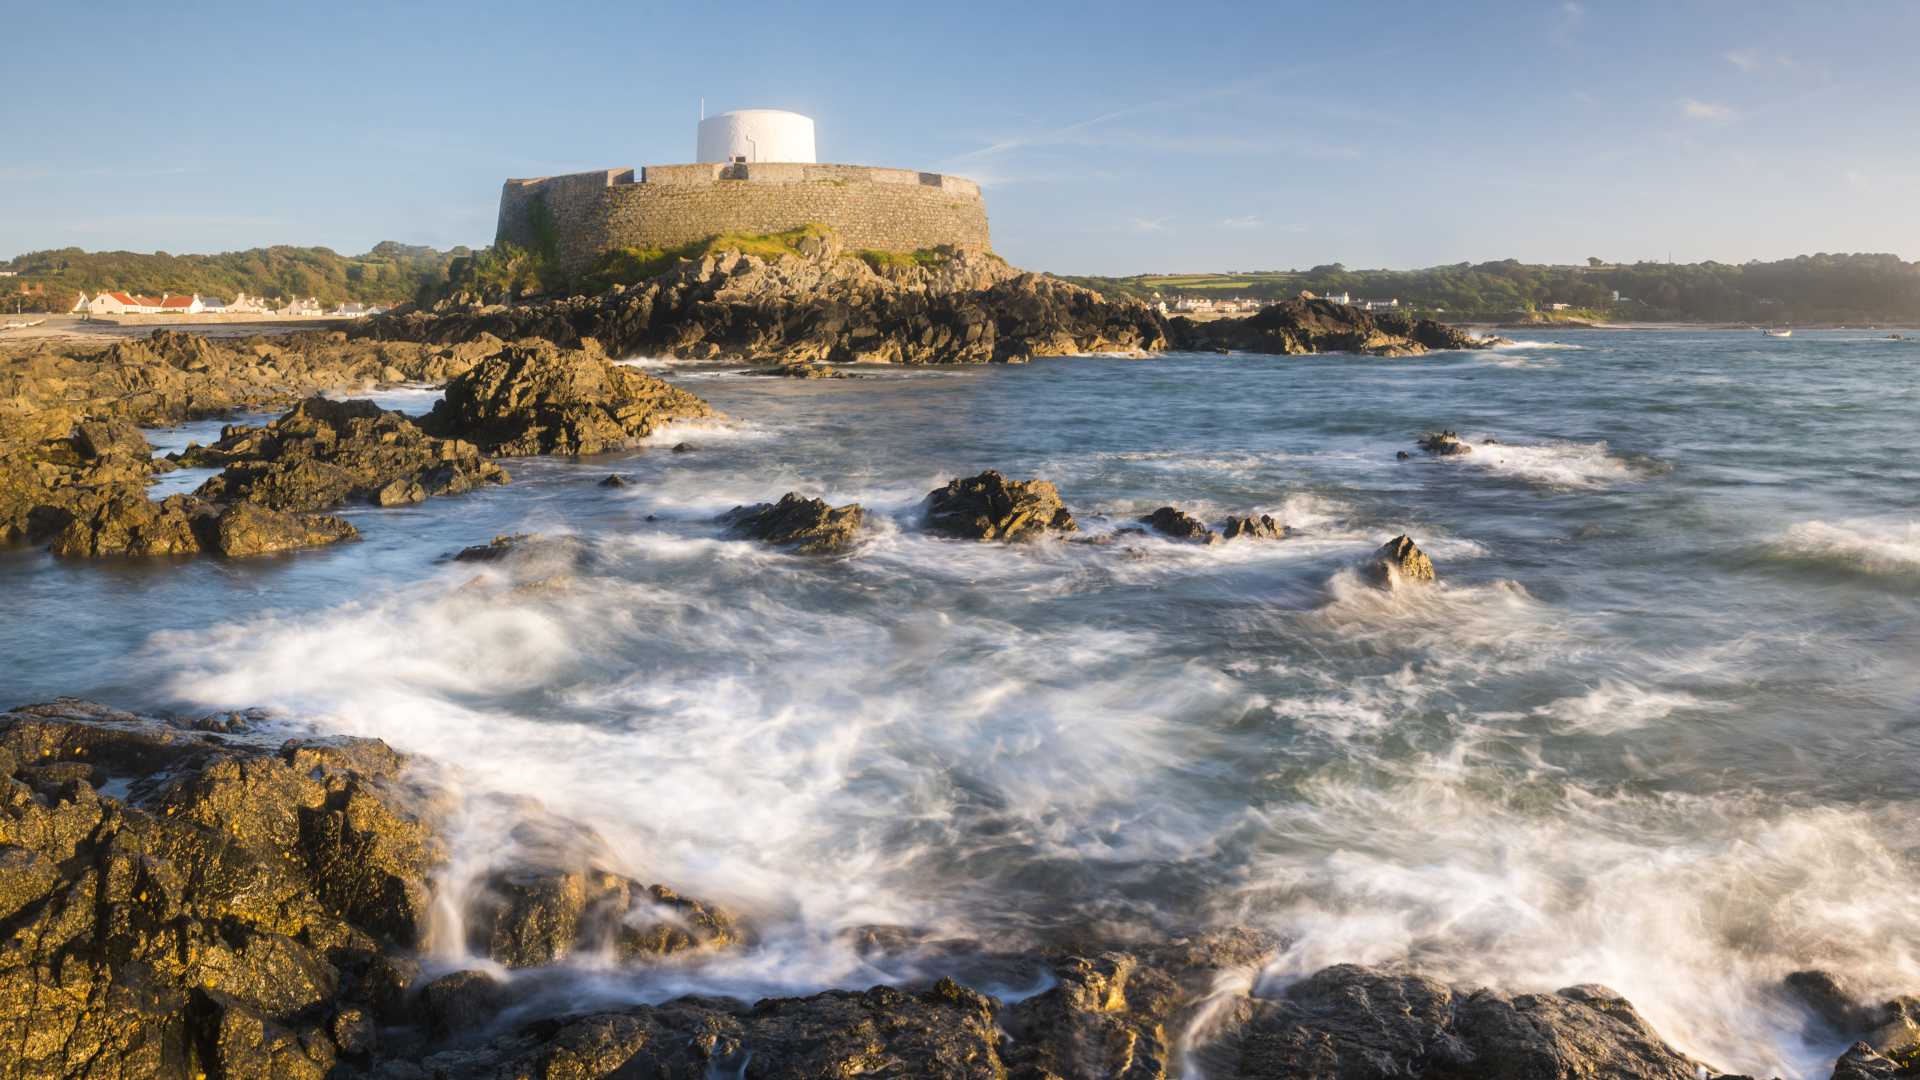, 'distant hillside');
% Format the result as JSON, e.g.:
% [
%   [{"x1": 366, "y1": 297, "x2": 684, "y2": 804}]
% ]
[
  {"x1": 0, "y1": 242, "x2": 470, "y2": 313},
  {"x1": 1066, "y1": 253, "x2": 1920, "y2": 324}
]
